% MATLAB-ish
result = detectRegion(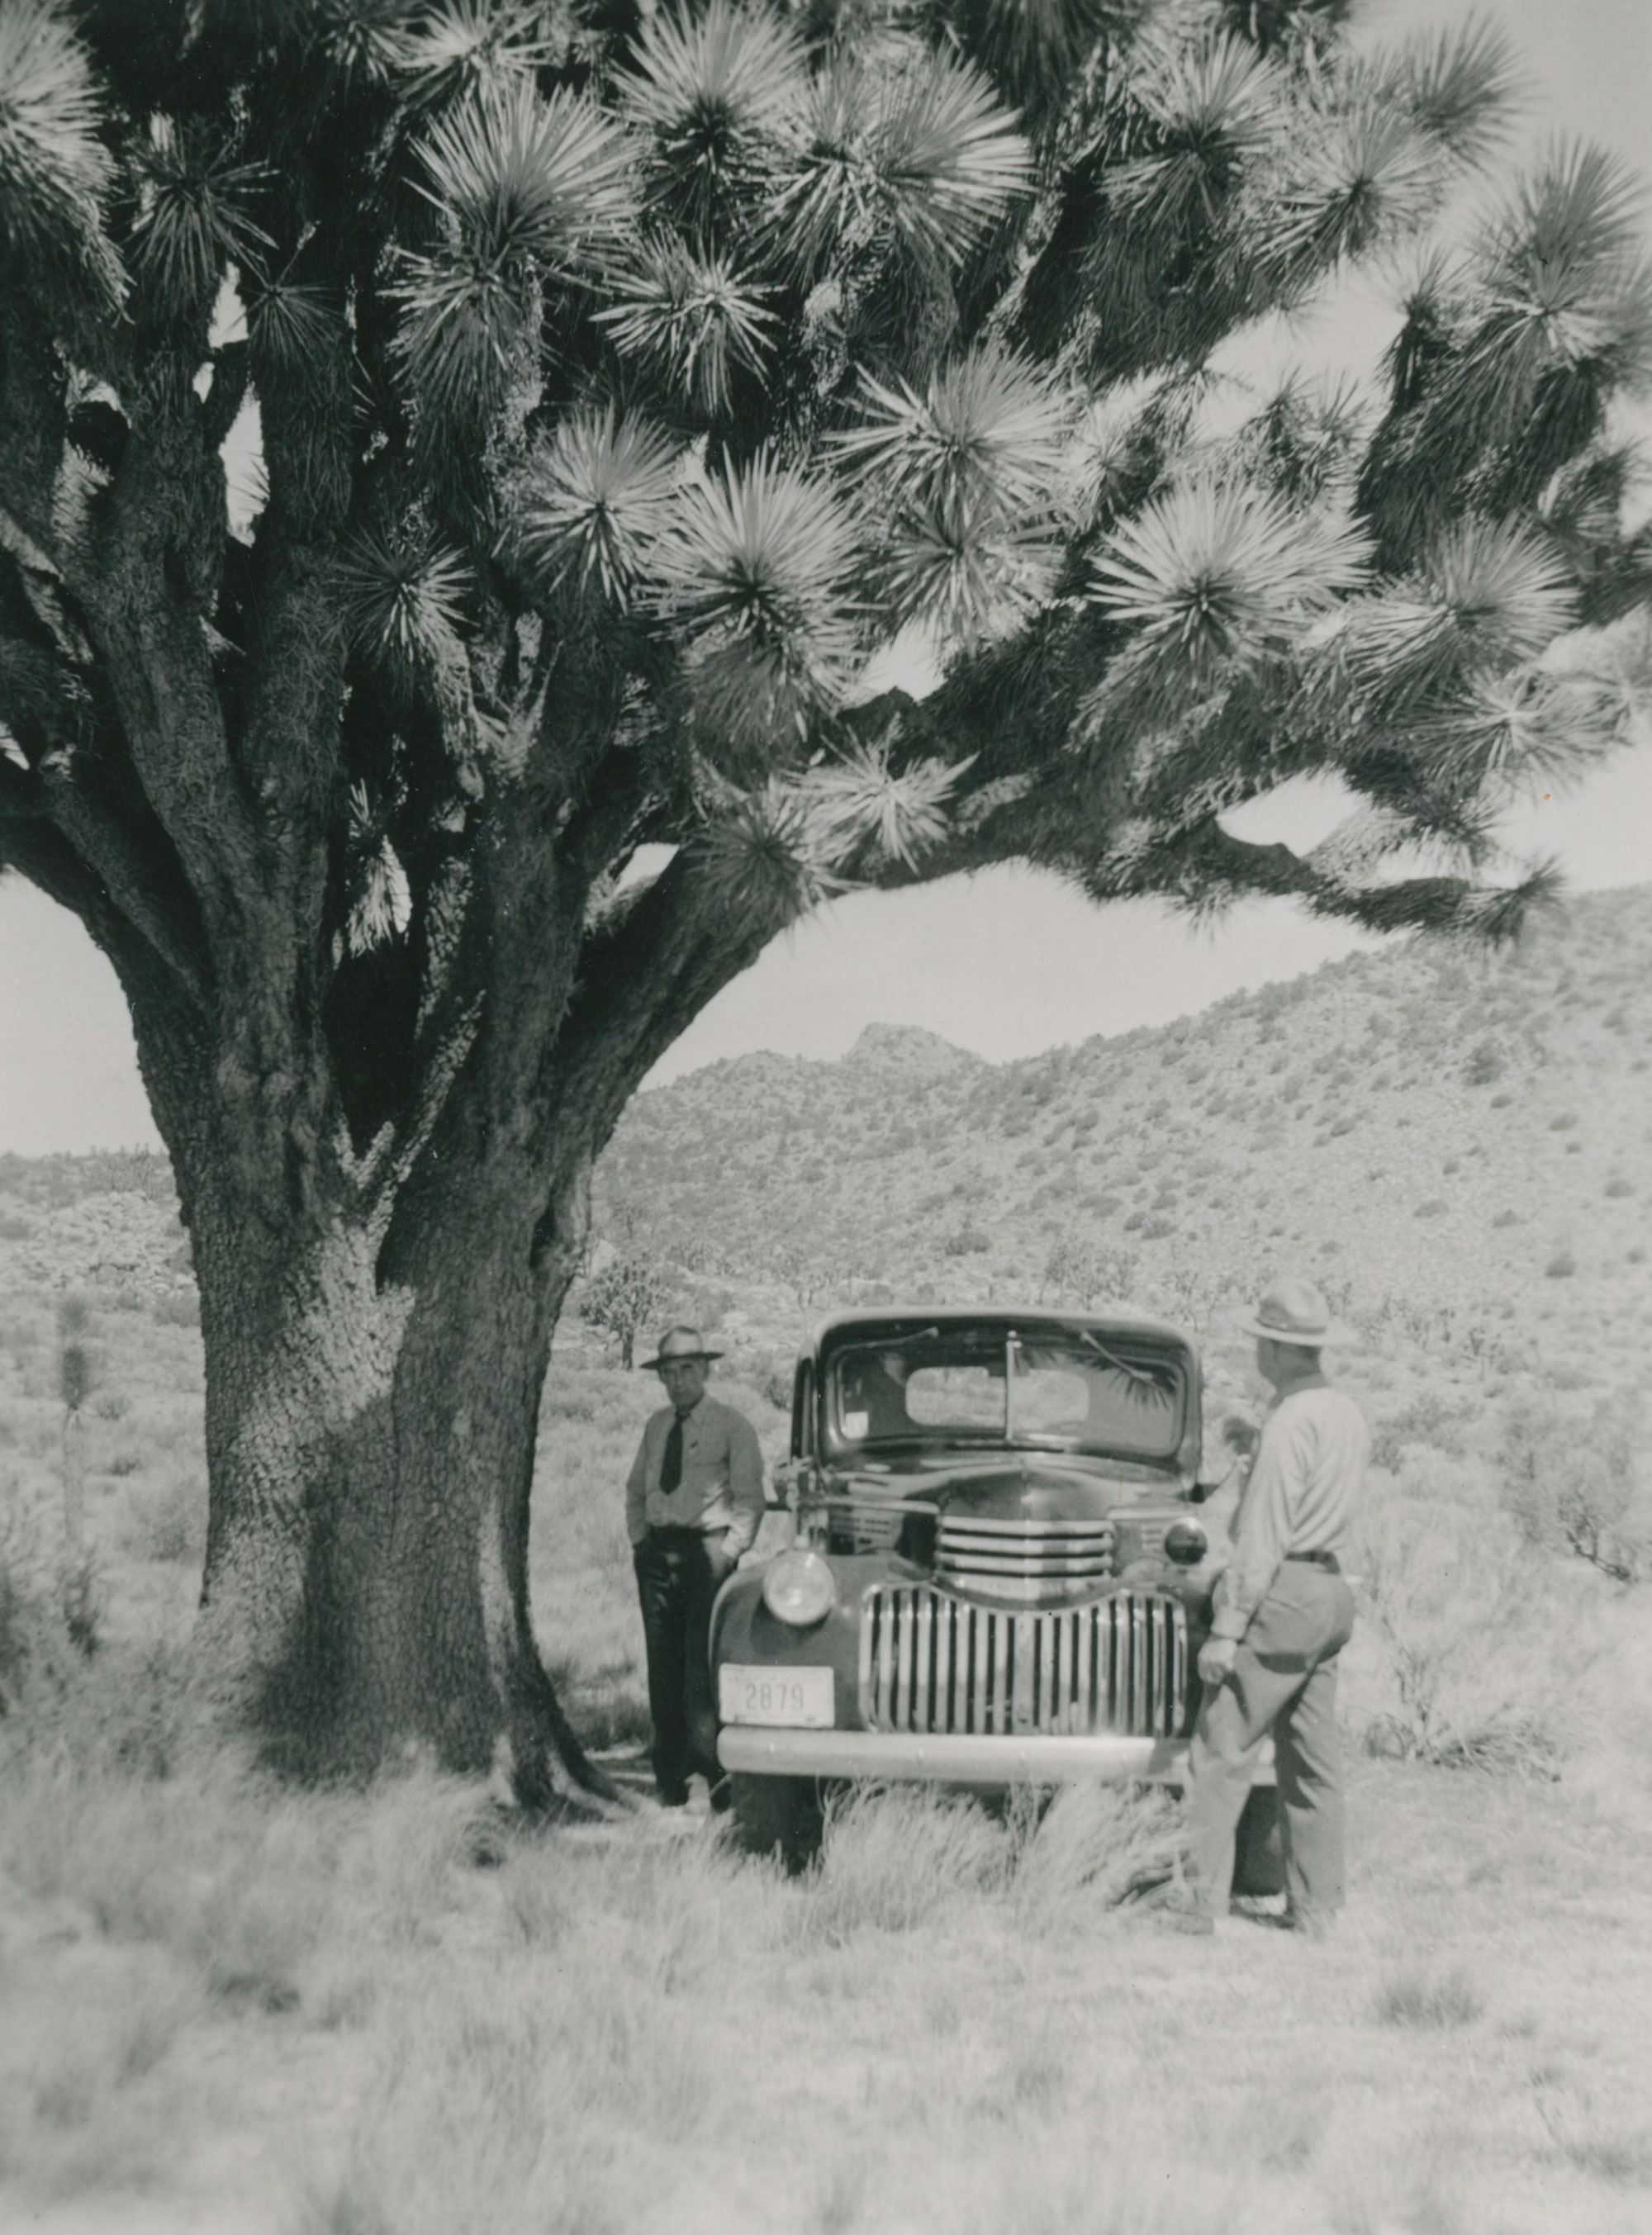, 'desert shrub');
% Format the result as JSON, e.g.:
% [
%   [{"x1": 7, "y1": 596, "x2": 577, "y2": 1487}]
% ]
[
  {"x1": 1413, "y1": 1198, "x2": 1448, "y2": 1219},
  {"x1": 942, "y1": 1222, "x2": 991, "y2": 1256},
  {"x1": 151, "y1": 1291, "x2": 201, "y2": 1329},
  {"x1": 0, "y1": 1524, "x2": 94, "y2": 1715},
  {"x1": 1369, "y1": 1392, "x2": 1472, "y2": 1470},
  {"x1": 120, "y1": 1469, "x2": 207, "y2": 1567},
  {"x1": 1604, "y1": 1177, "x2": 1634, "y2": 1198},
  {"x1": 1463, "y1": 1041, "x2": 1504, "y2": 1086},
  {"x1": 1545, "y1": 1249, "x2": 1577, "y2": 1279},
  {"x1": 1492, "y1": 1209, "x2": 1520, "y2": 1228},
  {"x1": 1355, "y1": 1474, "x2": 1594, "y2": 1773},
  {"x1": 1498, "y1": 1392, "x2": 1646, "y2": 1584},
  {"x1": 1372, "y1": 1967, "x2": 1483, "y2": 2029}
]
